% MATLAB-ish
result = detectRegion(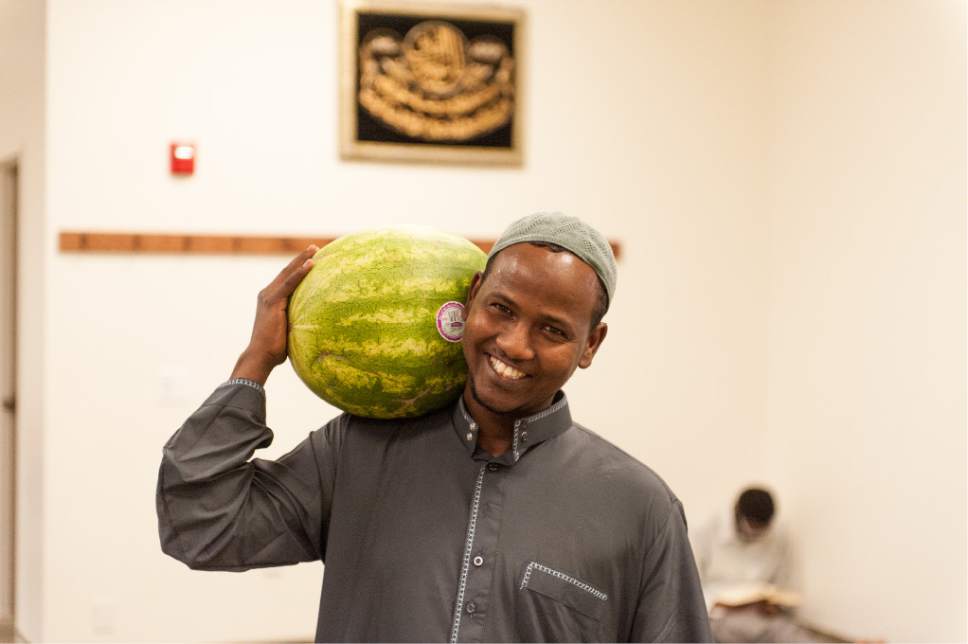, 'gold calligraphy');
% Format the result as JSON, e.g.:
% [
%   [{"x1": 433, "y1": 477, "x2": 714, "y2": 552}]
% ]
[{"x1": 358, "y1": 21, "x2": 515, "y2": 142}]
